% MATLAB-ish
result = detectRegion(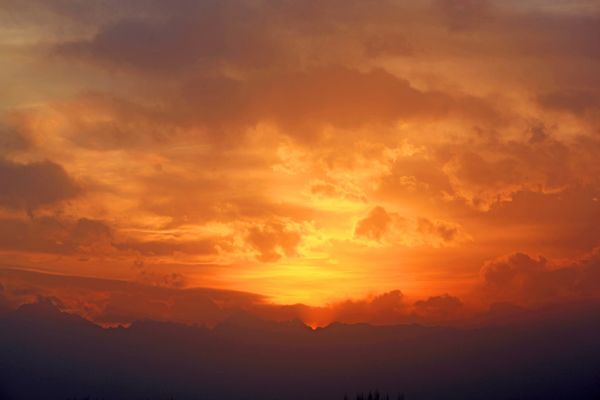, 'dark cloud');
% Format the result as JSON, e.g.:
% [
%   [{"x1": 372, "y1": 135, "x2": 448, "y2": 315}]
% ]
[
  {"x1": 441, "y1": 129, "x2": 582, "y2": 209},
  {"x1": 136, "y1": 270, "x2": 187, "y2": 289},
  {"x1": 510, "y1": 12, "x2": 600, "y2": 61},
  {"x1": 538, "y1": 89, "x2": 600, "y2": 117},
  {"x1": 320, "y1": 290, "x2": 408, "y2": 325},
  {"x1": 115, "y1": 238, "x2": 222, "y2": 257},
  {"x1": 0, "y1": 159, "x2": 80, "y2": 212},
  {"x1": 485, "y1": 186, "x2": 600, "y2": 252},
  {"x1": 480, "y1": 249, "x2": 600, "y2": 305},
  {"x1": 71, "y1": 218, "x2": 112, "y2": 243},
  {"x1": 44, "y1": 67, "x2": 498, "y2": 151},
  {"x1": 175, "y1": 66, "x2": 499, "y2": 139},
  {"x1": 0, "y1": 215, "x2": 229, "y2": 258},
  {"x1": 57, "y1": 7, "x2": 282, "y2": 73},
  {"x1": 435, "y1": 0, "x2": 492, "y2": 30},
  {"x1": 413, "y1": 293, "x2": 463, "y2": 319},
  {"x1": 0, "y1": 123, "x2": 30, "y2": 155},
  {"x1": 57, "y1": 93, "x2": 177, "y2": 151},
  {"x1": 0, "y1": 217, "x2": 111, "y2": 255},
  {"x1": 48, "y1": 0, "x2": 405, "y2": 72},
  {"x1": 363, "y1": 33, "x2": 414, "y2": 57},
  {"x1": 0, "y1": 267, "x2": 266, "y2": 326}
]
